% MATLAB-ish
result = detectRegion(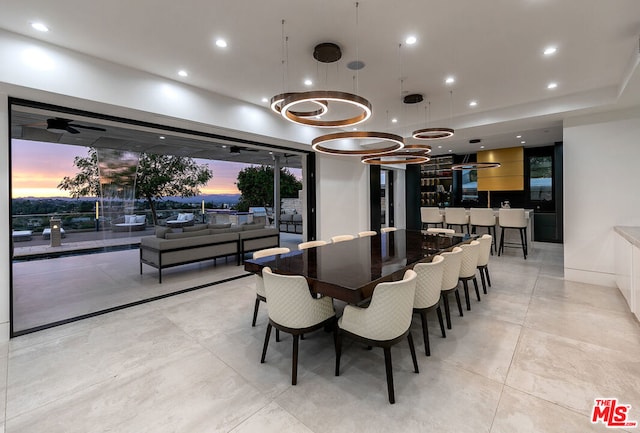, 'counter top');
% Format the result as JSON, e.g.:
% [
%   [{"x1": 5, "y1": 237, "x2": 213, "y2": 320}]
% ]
[{"x1": 614, "y1": 226, "x2": 640, "y2": 247}]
